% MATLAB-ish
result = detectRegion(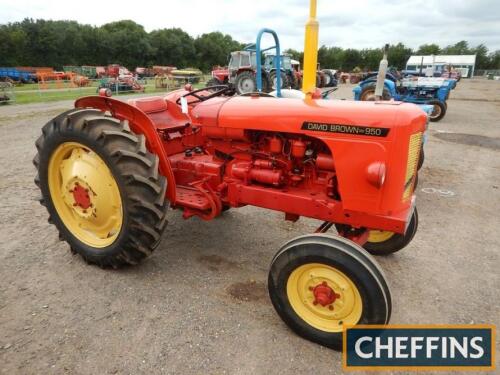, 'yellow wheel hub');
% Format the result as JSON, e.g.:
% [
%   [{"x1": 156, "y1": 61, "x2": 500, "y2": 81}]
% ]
[
  {"x1": 48, "y1": 142, "x2": 123, "y2": 248},
  {"x1": 368, "y1": 230, "x2": 395, "y2": 243},
  {"x1": 286, "y1": 263, "x2": 362, "y2": 332}
]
